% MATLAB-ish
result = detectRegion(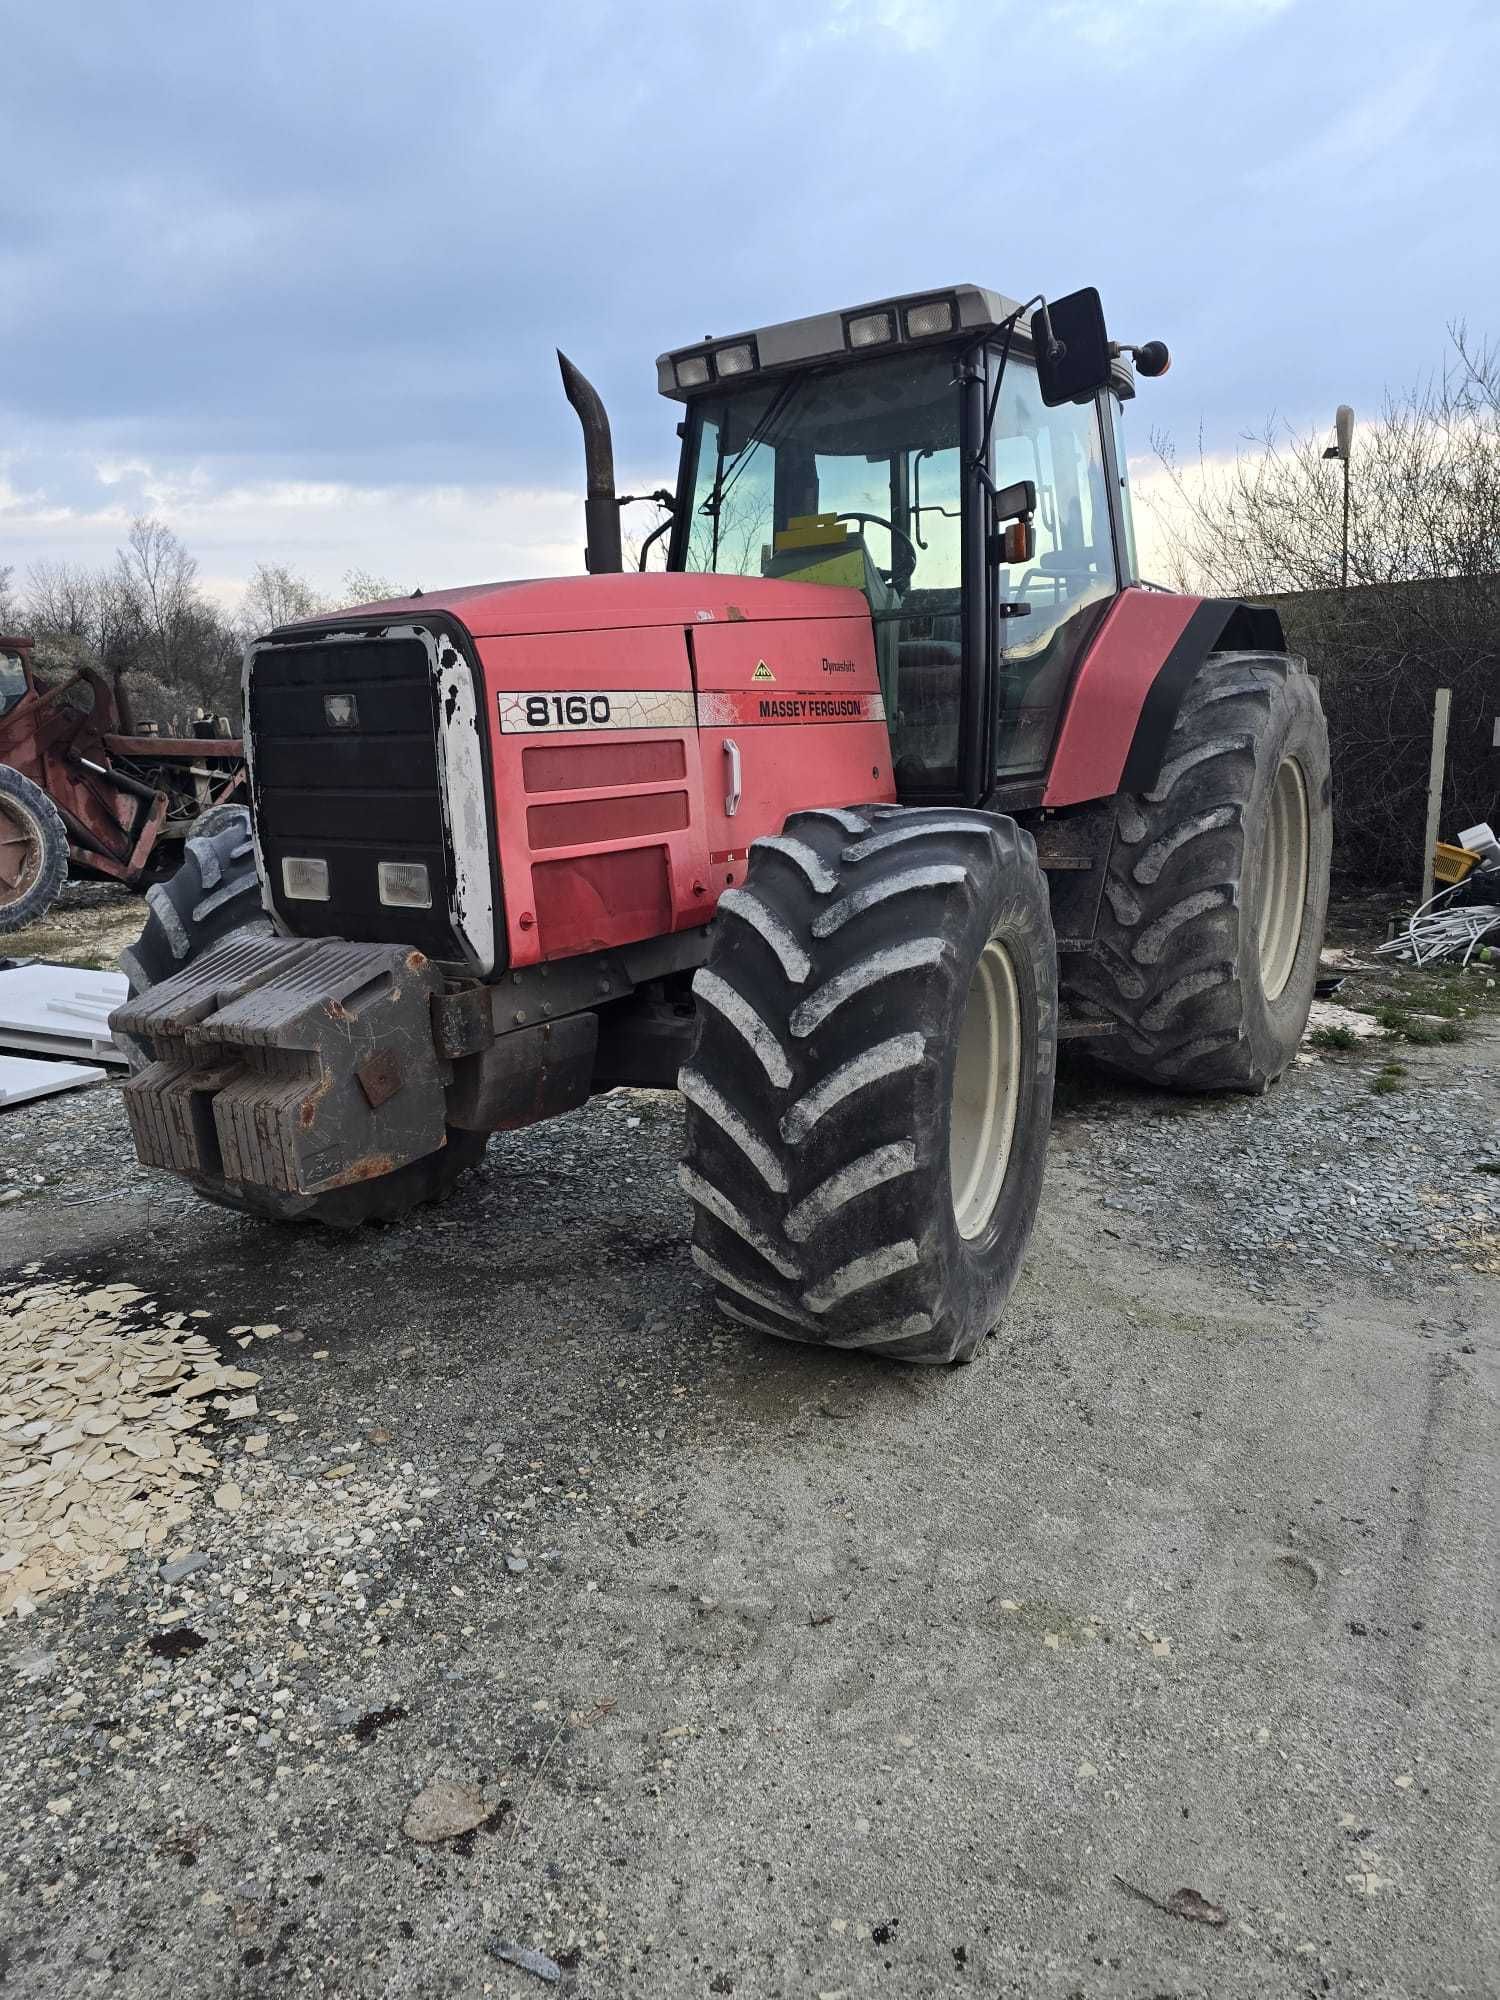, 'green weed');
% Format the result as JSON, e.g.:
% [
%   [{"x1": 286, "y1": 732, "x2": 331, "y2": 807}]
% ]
[{"x1": 1308, "y1": 1024, "x2": 1359, "y2": 1051}]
